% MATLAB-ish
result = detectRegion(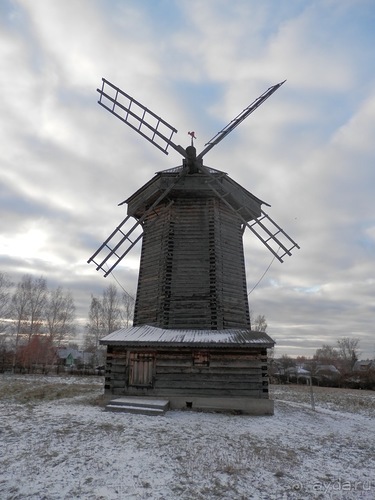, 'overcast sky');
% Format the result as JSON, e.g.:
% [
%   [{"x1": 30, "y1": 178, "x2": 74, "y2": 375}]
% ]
[{"x1": 1, "y1": 0, "x2": 374, "y2": 358}]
